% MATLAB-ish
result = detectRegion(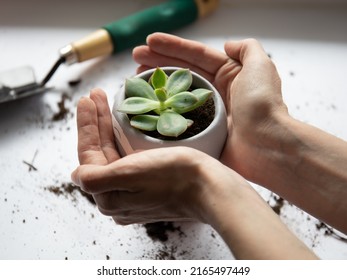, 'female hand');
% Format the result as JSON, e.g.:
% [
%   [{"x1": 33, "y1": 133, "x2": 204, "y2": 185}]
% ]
[
  {"x1": 133, "y1": 33, "x2": 347, "y2": 234},
  {"x1": 71, "y1": 89, "x2": 249, "y2": 225},
  {"x1": 133, "y1": 33, "x2": 288, "y2": 181}
]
